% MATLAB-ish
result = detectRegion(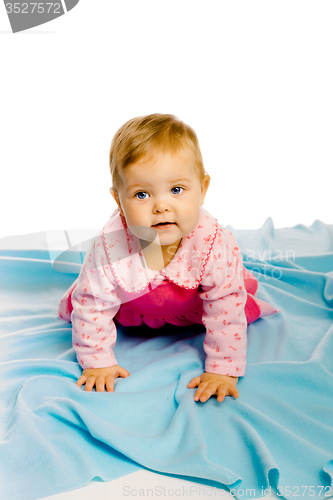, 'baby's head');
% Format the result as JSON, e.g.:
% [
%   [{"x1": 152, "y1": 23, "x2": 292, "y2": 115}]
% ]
[
  {"x1": 109, "y1": 114, "x2": 210, "y2": 247},
  {"x1": 109, "y1": 113, "x2": 209, "y2": 188}
]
